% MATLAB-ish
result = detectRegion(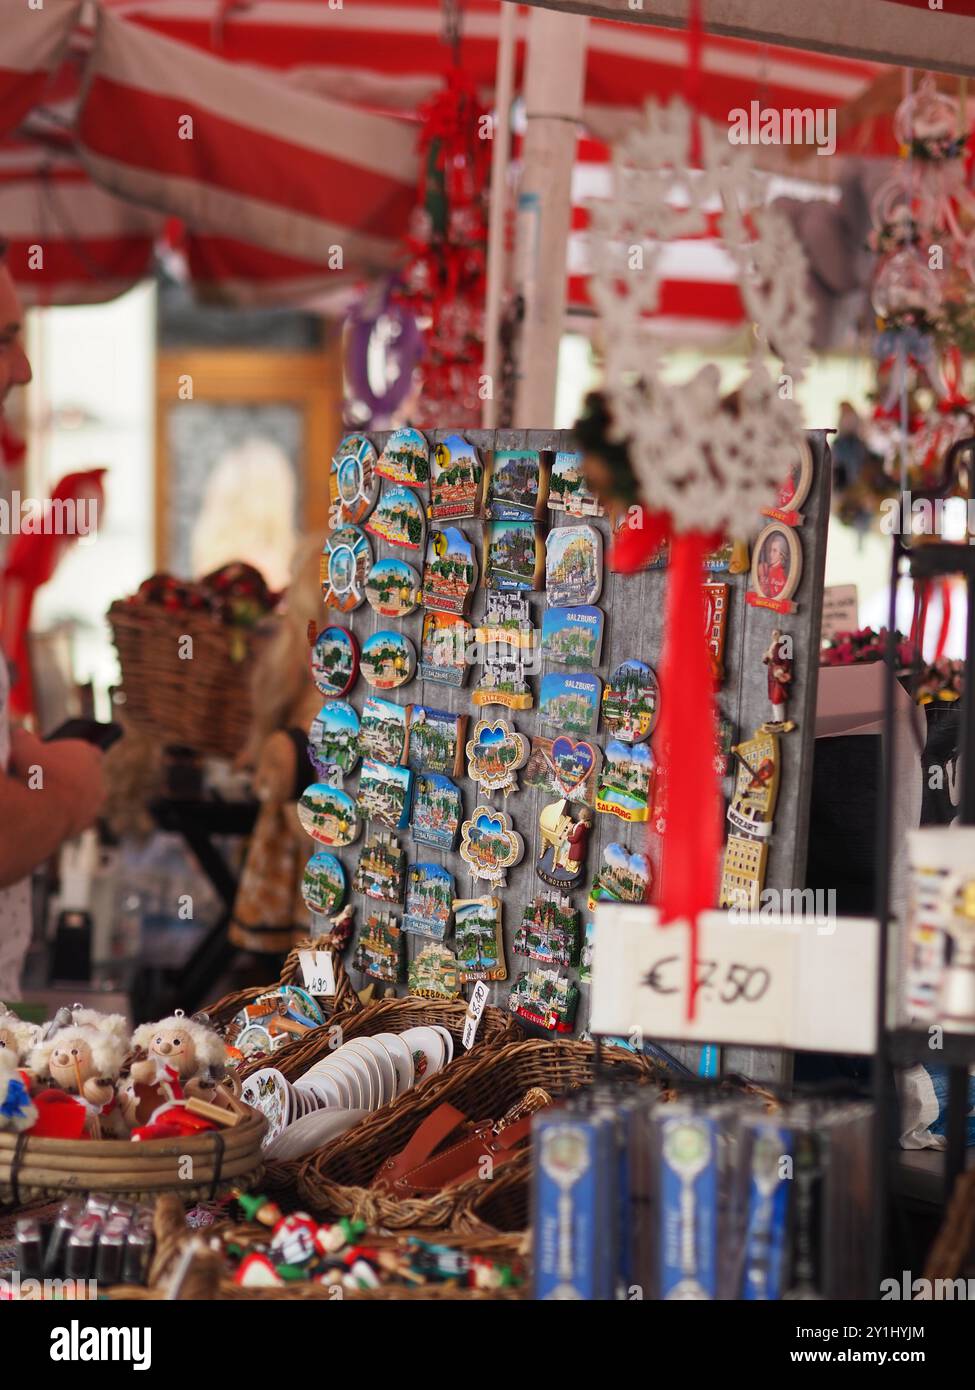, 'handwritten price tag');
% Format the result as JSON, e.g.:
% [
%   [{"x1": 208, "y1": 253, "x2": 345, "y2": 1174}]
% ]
[
  {"x1": 298, "y1": 950, "x2": 336, "y2": 999},
  {"x1": 462, "y1": 981, "x2": 489, "y2": 1049},
  {"x1": 589, "y1": 905, "x2": 877, "y2": 1054}
]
